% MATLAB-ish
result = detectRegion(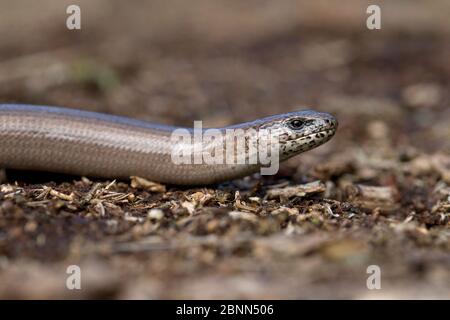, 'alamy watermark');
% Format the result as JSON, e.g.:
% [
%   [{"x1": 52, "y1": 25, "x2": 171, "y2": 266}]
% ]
[
  {"x1": 366, "y1": 5, "x2": 381, "y2": 30},
  {"x1": 170, "y1": 121, "x2": 280, "y2": 175},
  {"x1": 66, "y1": 4, "x2": 381, "y2": 32},
  {"x1": 66, "y1": 265, "x2": 81, "y2": 290},
  {"x1": 66, "y1": 5, "x2": 81, "y2": 30},
  {"x1": 366, "y1": 265, "x2": 381, "y2": 290}
]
